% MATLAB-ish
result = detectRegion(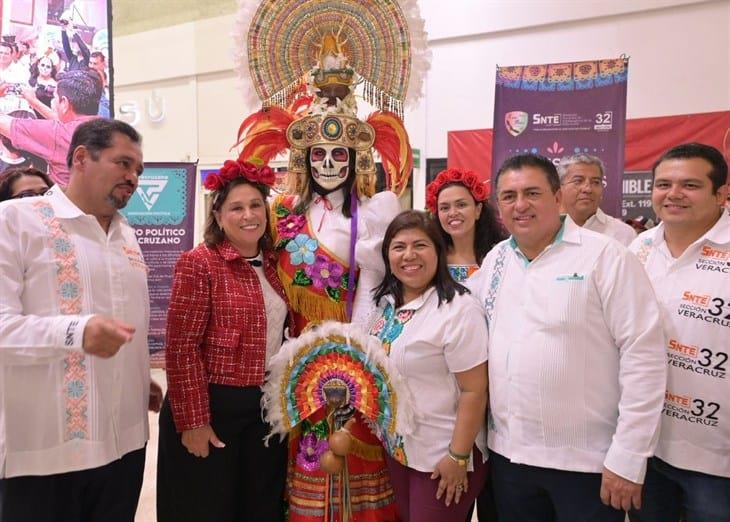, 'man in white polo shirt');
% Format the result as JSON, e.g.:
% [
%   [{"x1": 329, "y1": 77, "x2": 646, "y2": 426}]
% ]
[
  {"x1": 470, "y1": 153, "x2": 666, "y2": 521},
  {"x1": 629, "y1": 143, "x2": 730, "y2": 522},
  {"x1": 558, "y1": 153, "x2": 636, "y2": 246}
]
